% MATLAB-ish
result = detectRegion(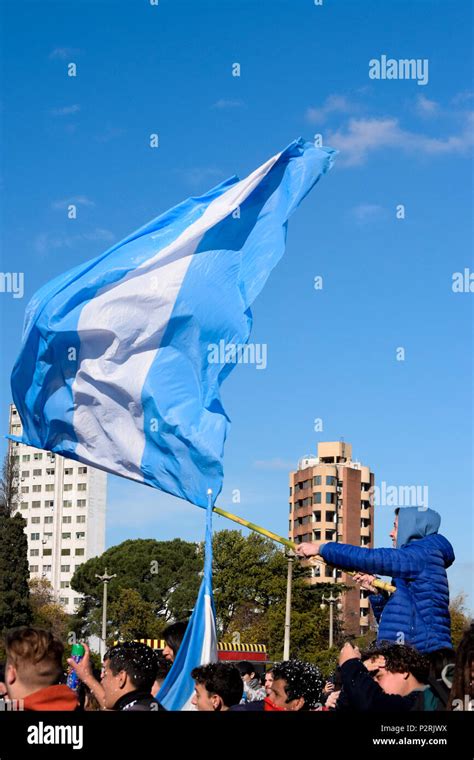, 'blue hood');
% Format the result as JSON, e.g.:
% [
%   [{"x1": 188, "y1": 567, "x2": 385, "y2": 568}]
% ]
[
  {"x1": 396, "y1": 507, "x2": 441, "y2": 548},
  {"x1": 396, "y1": 507, "x2": 455, "y2": 567}
]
